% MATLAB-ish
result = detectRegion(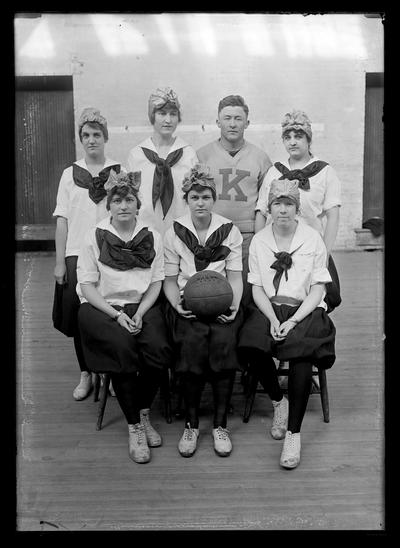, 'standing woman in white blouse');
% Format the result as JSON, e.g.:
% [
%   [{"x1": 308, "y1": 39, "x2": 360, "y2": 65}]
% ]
[
  {"x1": 127, "y1": 87, "x2": 198, "y2": 236},
  {"x1": 255, "y1": 110, "x2": 341, "y2": 312},
  {"x1": 52, "y1": 108, "x2": 124, "y2": 401},
  {"x1": 77, "y1": 171, "x2": 173, "y2": 464}
]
